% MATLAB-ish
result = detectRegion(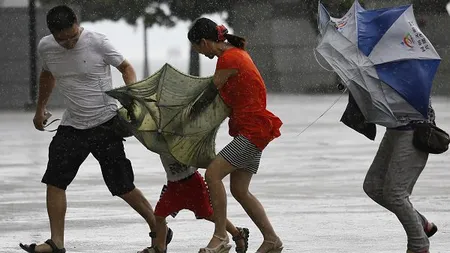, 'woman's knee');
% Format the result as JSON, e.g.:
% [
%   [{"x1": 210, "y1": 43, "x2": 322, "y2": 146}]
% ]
[
  {"x1": 205, "y1": 158, "x2": 233, "y2": 184},
  {"x1": 230, "y1": 184, "x2": 249, "y2": 202}
]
